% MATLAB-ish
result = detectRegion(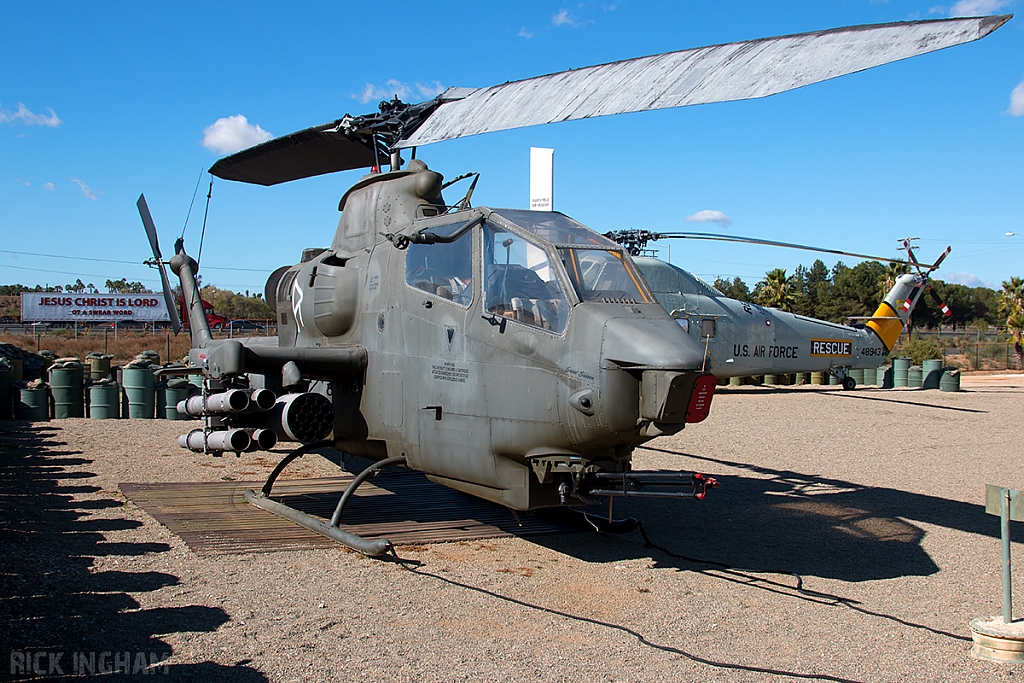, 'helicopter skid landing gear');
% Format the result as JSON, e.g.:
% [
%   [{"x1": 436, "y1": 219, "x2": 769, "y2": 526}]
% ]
[{"x1": 243, "y1": 442, "x2": 407, "y2": 557}]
